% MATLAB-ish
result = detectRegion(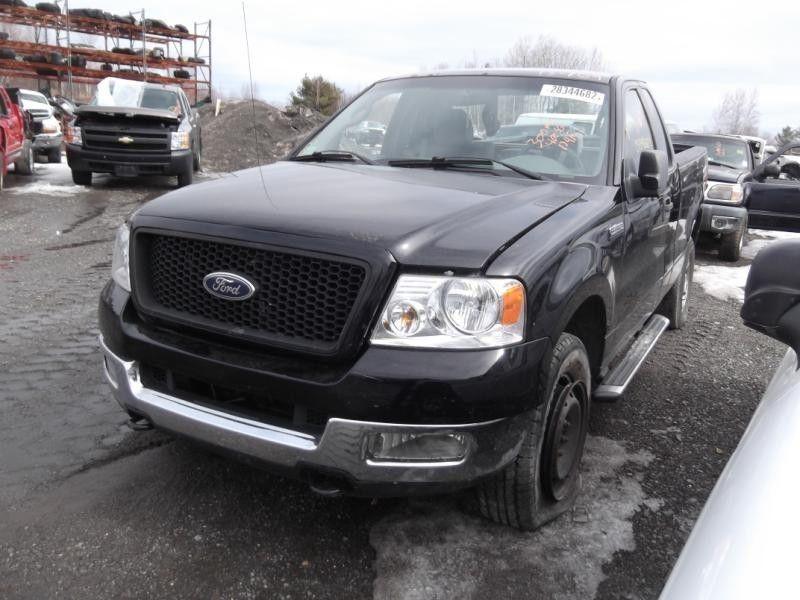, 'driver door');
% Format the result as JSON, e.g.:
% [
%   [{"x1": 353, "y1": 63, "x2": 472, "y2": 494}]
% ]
[{"x1": 747, "y1": 143, "x2": 800, "y2": 232}]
